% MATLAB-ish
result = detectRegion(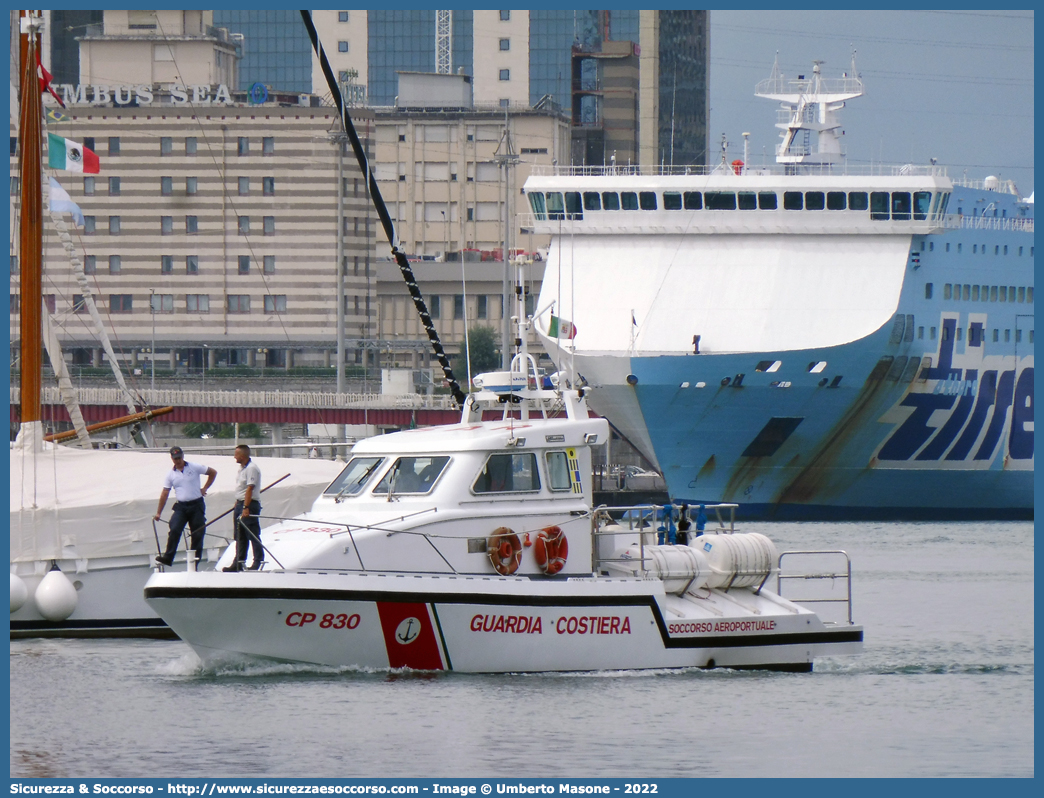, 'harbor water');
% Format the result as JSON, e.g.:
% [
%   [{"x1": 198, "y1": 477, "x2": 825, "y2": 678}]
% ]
[{"x1": 9, "y1": 520, "x2": 1033, "y2": 778}]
